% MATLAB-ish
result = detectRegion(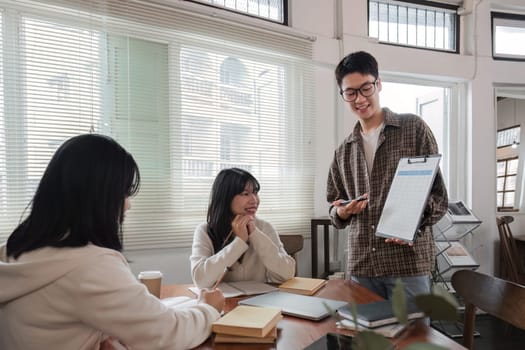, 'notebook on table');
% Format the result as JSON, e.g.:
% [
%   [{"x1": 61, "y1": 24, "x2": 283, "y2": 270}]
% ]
[
  {"x1": 239, "y1": 291, "x2": 348, "y2": 321},
  {"x1": 337, "y1": 300, "x2": 424, "y2": 328},
  {"x1": 189, "y1": 280, "x2": 278, "y2": 298}
]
